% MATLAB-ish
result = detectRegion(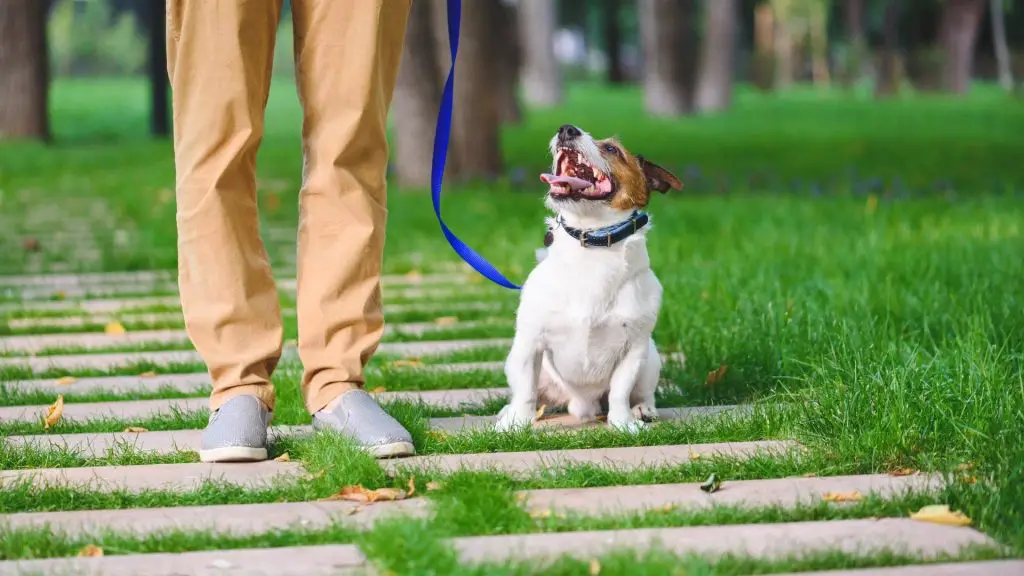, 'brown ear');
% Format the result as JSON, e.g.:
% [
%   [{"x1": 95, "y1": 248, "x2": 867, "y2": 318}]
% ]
[{"x1": 637, "y1": 155, "x2": 683, "y2": 194}]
